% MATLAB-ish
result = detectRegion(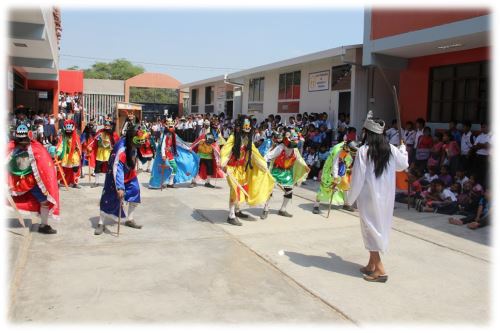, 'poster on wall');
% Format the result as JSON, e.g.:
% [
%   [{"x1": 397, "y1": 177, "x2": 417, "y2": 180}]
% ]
[
  {"x1": 308, "y1": 70, "x2": 330, "y2": 92},
  {"x1": 216, "y1": 86, "x2": 225, "y2": 100}
]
